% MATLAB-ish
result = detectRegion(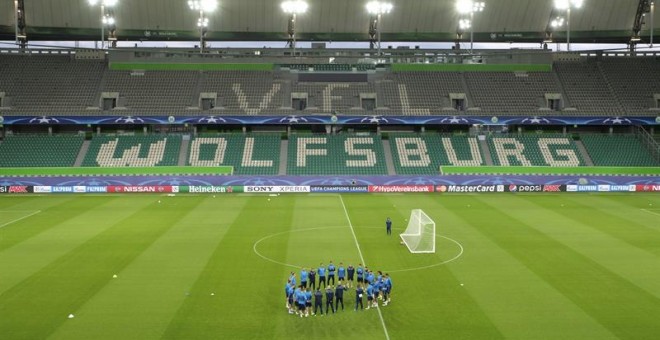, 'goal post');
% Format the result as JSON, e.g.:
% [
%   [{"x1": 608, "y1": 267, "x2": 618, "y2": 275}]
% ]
[{"x1": 400, "y1": 209, "x2": 436, "y2": 253}]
